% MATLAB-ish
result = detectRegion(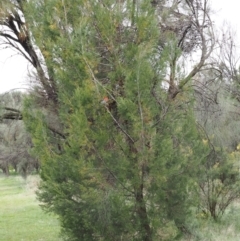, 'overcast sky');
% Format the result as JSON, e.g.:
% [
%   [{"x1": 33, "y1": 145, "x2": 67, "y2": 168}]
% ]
[
  {"x1": 212, "y1": 0, "x2": 239, "y2": 26},
  {"x1": 0, "y1": 0, "x2": 239, "y2": 94}
]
